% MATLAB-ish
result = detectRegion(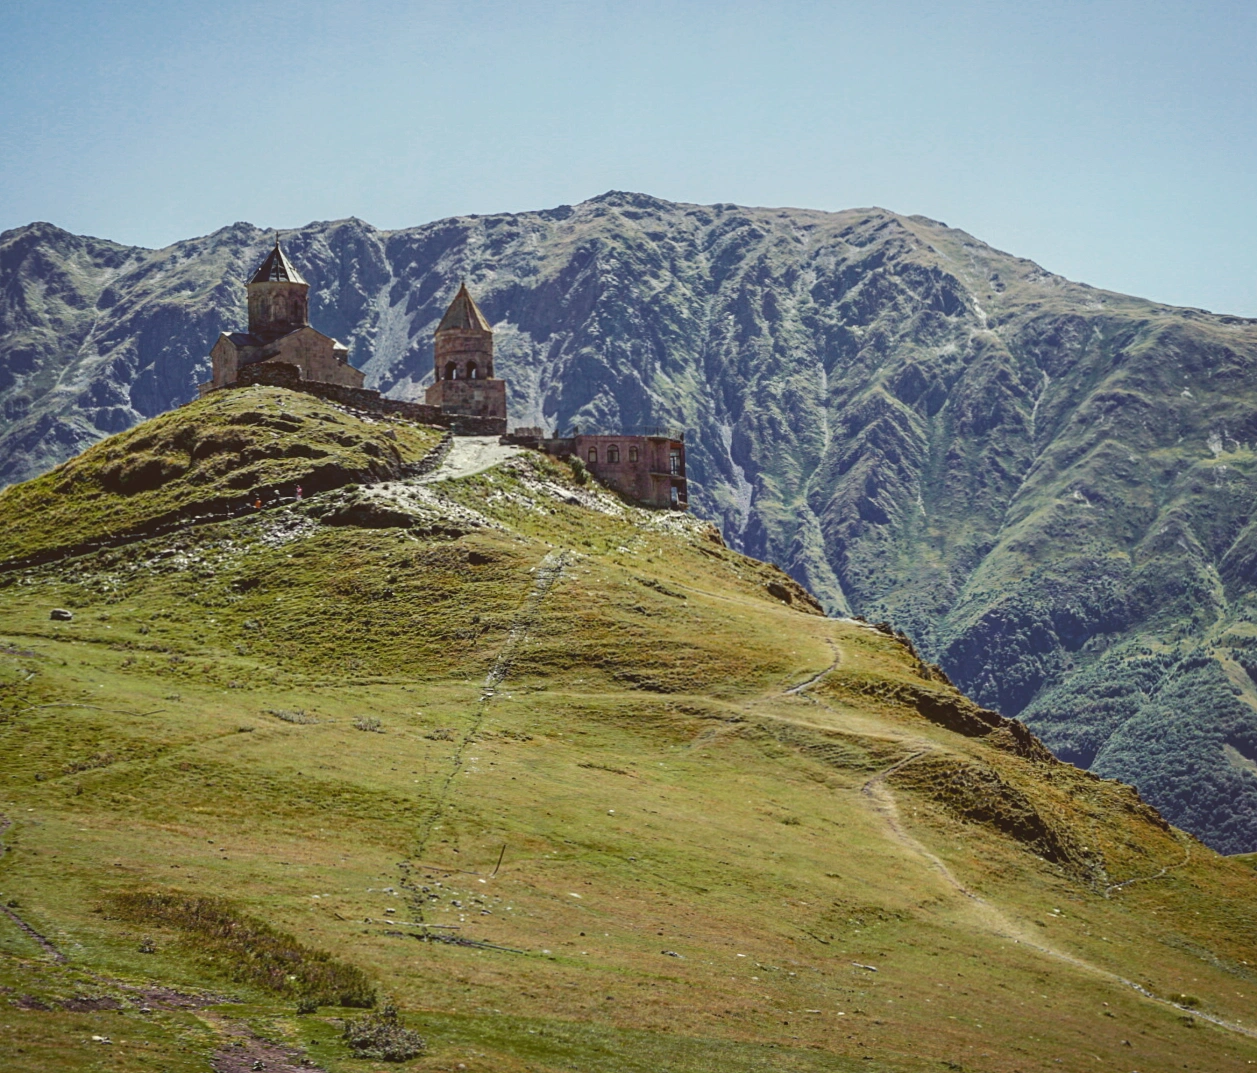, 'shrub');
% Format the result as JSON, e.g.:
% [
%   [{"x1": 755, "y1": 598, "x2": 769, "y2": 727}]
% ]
[
  {"x1": 570, "y1": 457, "x2": 589, "y2": 485},
  {"x1": 266, "y1": 708, "x2": 317, "y2": 725},
  {"x1": 108, "y1": 891, "x2": 374, "y2": 1007},
  {"x1": 342, "y1": 1001, "x2": 426, "y2": 1061},
  {"x1": 63, "y1": 751, "x2": 115, "y2": 775},
  {"x1": 353, "y1": 716, "x2": 384, "y2": 733}
]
